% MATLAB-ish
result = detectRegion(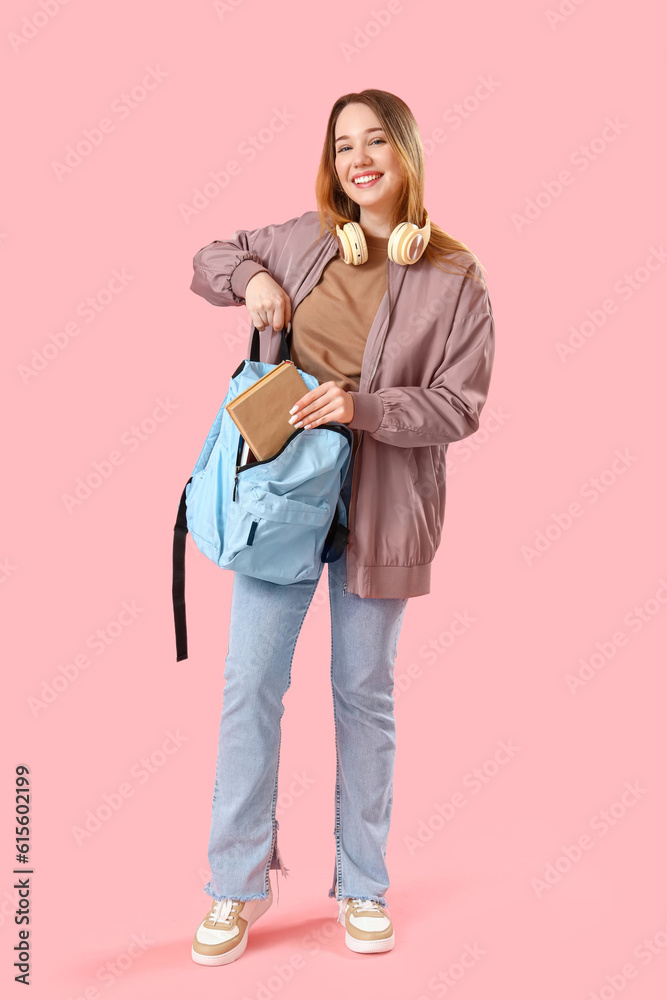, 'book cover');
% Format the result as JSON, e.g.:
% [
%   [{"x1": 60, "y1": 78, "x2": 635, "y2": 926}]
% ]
[{"x1": 225, "y1": 360, "x2": 312, "y2": 461}]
